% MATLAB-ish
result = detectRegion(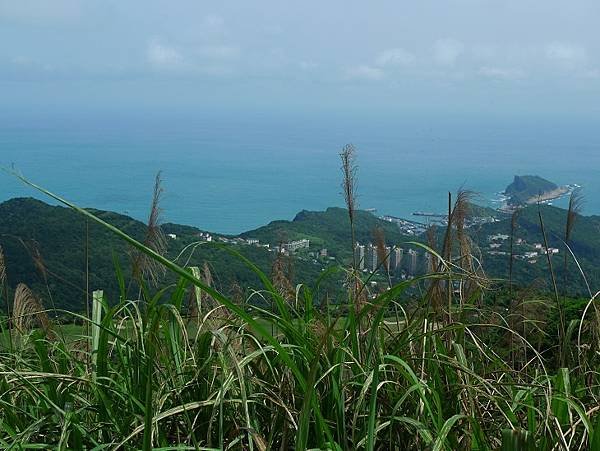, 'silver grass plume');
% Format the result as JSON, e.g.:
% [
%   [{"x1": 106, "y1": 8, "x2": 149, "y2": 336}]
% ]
[
  {"x1": 201, "y1": 262, "x2": 216, "y2": 309},
  {"x1": 271, "y1": 248, "x2": 295, "y2": 303},
  {"x1": 30, "y1": 241, "x2": 49, "y2": 284},
  {"x1": 12, "y1": 283, "x2": 50, "y2": 335},
  {"x1": 453, "y1": 189, "x2": 474, "y2": 271},
  {"x1": 340, "y1": 144, "x2": 366, "y2": 316},
  {"x1": 340, "y1": 144, "x2": 358, "y2": 269},
  {"x1": 565, "y1": 189, "x2": 583, "y2": 247},
  {"x1": 426, "y1": 225, "x2": 438, "y2": 273},
  {"x1": 133, "y1": 171, "x2": 168, "y2": 286},
  {"x1": 340, "y1": 144, "x2": 357, "y2": 225},
  {"x1": 452, "y1": 190, "x2": 488, "y2": 301},
  {"x1": 0, "y1": 245, "x2": 5, "y2": 288},
  {"x1": 509, "y1": 208, "x2": 521, "y2": 282},
  {"x1": 425, "y1": 225, "x2": 443, "y2": 313},
  {"x1": 373, "y1": 227, "x2": 391, "y2": 290},
  {"x1": 563, "y1": 189, "x2": 583, "y2": 294}
]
